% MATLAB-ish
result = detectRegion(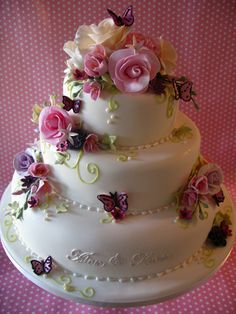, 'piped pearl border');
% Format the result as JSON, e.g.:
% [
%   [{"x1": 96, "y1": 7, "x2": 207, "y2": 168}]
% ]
[
  {"x1": 117, "y1": 133, "x2": 173, "y2": 151},
  {"x1": 54, "y1": 191, "x2": 176, "y2": 216}
]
